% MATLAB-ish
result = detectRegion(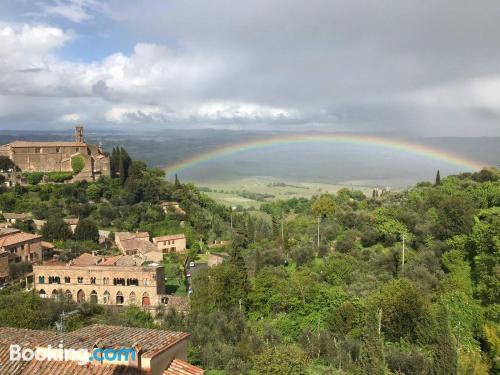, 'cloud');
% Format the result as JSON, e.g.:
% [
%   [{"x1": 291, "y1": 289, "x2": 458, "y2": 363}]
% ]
[
  {"x1": 33, "y1": 0, "x2": 105, "y2": 23},
  {"x1": 1, "y1": 1, "x2": 500, "y2": 135}
]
